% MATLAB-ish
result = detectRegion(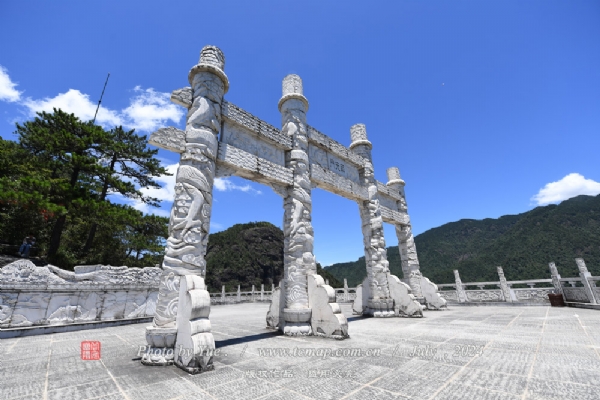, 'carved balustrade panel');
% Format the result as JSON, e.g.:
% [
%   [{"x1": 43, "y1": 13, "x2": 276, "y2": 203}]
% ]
[
  {"x1": 513, "y1": 288, "x2": 552, "y2": 303},
  {"x1": 562, "y1": 288, "x2": 591, "y2": 303},
  {"x1": 438, "y1": 291, "x2": 458, "y2": 301},
  {"x1": 465, "y1": 290, "x2": 504, "y2": 302}
]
